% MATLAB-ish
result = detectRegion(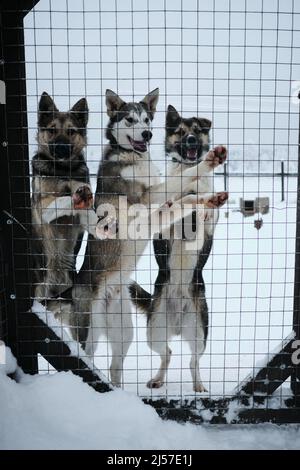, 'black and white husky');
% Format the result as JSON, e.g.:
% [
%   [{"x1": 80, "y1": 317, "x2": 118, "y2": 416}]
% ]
[
  {"x1": 46, "y1": 93, "x2": 227, "y2": 387},
  {"x1": 130, "y1": 105, "x2": 228, "y2": 392}
]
